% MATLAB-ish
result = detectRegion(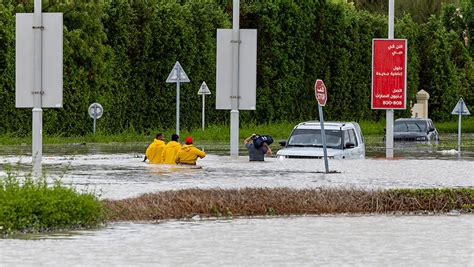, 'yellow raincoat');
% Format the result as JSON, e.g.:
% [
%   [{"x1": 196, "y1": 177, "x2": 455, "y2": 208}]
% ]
[
  {"x1": 145, "y1": 139, "x2": 165, "y2": 164},
  {"x1": 161, "y1": 141, "x2": 182, "y2": 164},
  {"x1": 175, "y1": 144, "x2": 206, "y2": 165}
]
